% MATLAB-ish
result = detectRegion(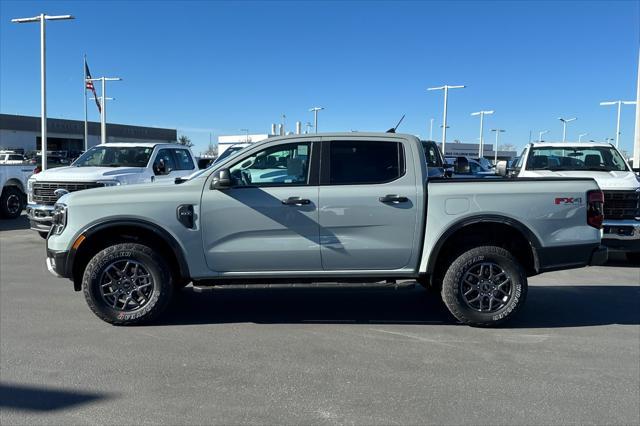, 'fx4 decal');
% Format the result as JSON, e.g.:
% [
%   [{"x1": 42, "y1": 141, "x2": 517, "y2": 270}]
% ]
[{"x1": 554, "y1": 197, "x2": 583, "y2": 205}]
